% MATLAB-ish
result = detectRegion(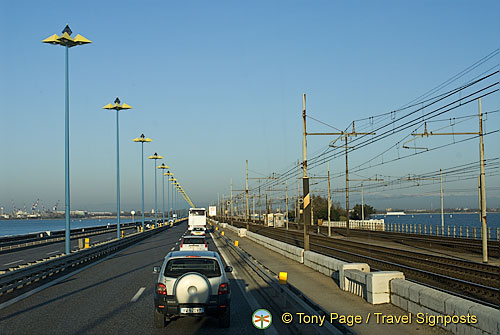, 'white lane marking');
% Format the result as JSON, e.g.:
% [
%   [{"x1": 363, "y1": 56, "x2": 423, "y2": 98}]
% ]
[
  {"x1": 47, "y1": 251, "x2": 60, "y2": 255},
  {"x1": 131, "y1": 287, "x2": 146, "y2": 302},
  {"x1": 4, "y1": 259, "x2": 24, "y2": 266}
]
